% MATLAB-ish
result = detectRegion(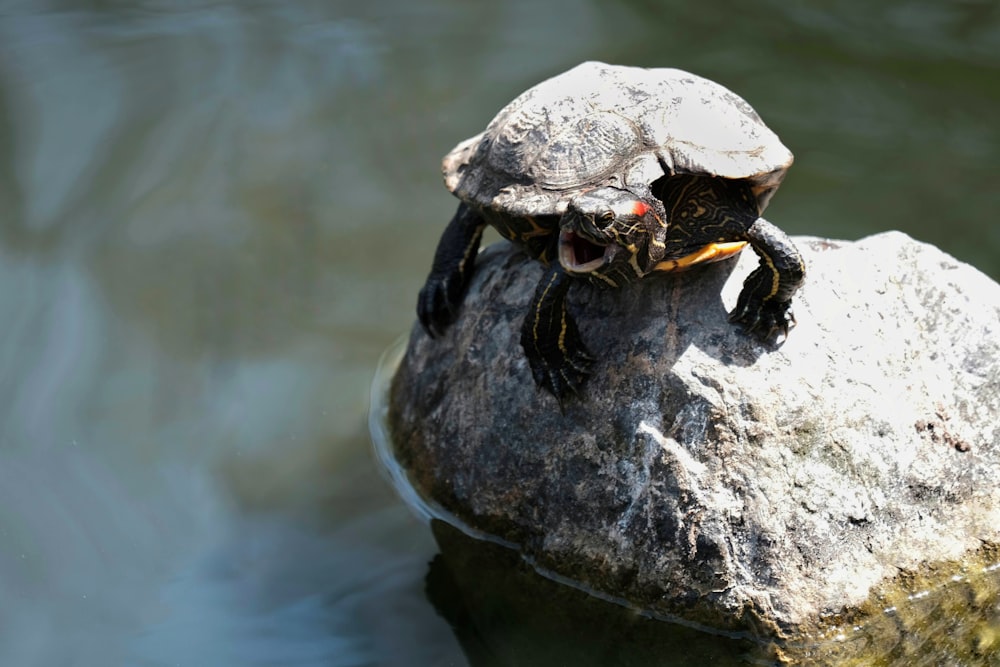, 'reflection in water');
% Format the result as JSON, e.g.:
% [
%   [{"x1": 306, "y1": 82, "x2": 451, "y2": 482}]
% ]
[
  {"x1": 0, "y1": 0, "x2": 997, "y2": 665},
  {"x1": 426, "y1": 520, "x2": 762, "y2": 667}
]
